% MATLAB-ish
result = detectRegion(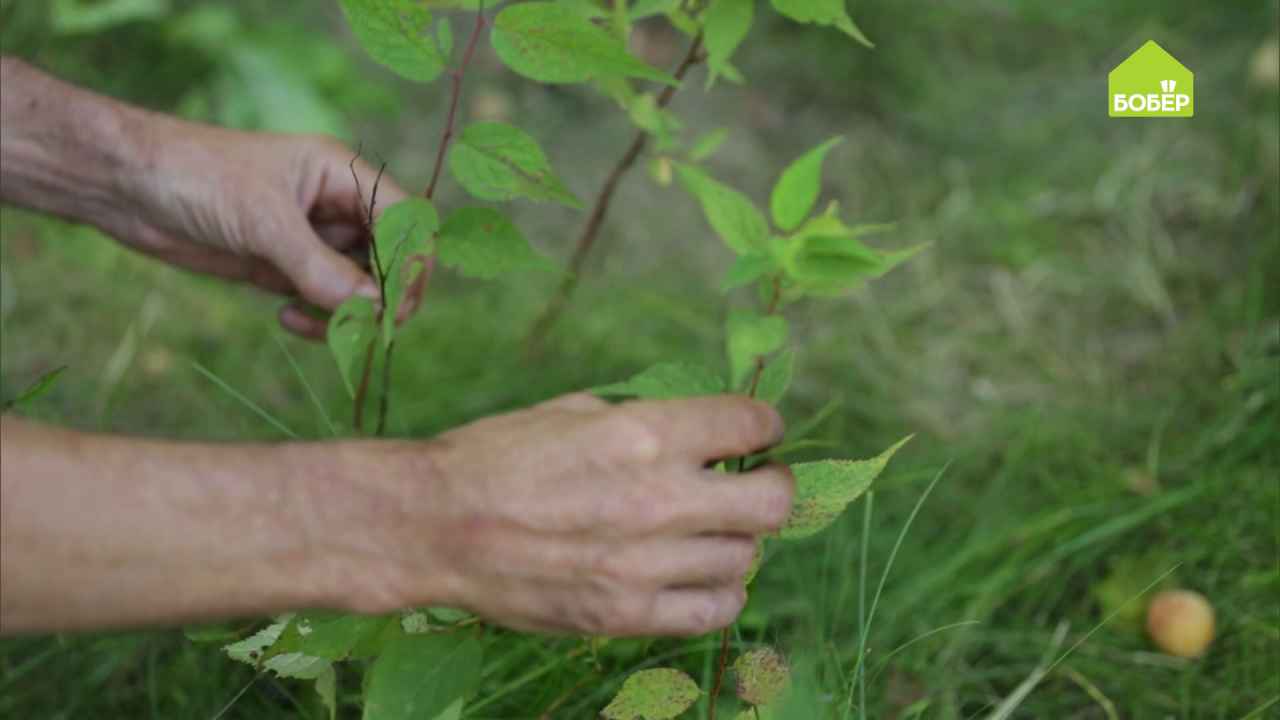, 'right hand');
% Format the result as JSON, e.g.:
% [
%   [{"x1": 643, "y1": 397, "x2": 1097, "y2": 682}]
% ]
[{"x1": 333, "y1": 393, "x2": 793, "y2": 637}]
